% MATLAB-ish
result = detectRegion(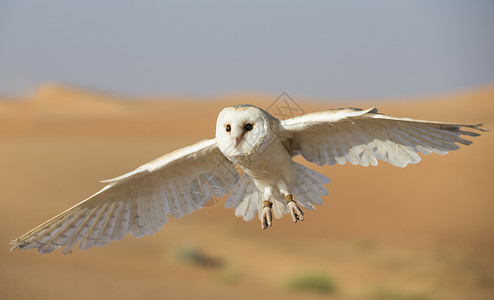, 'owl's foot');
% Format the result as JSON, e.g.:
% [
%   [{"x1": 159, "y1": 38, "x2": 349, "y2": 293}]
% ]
[
  {"x1": 286, "y1": 195, "x2": 304, "y2": 223},
  {"x1": 262, "y1": 201, "x2": 273, "y2": 230}
]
